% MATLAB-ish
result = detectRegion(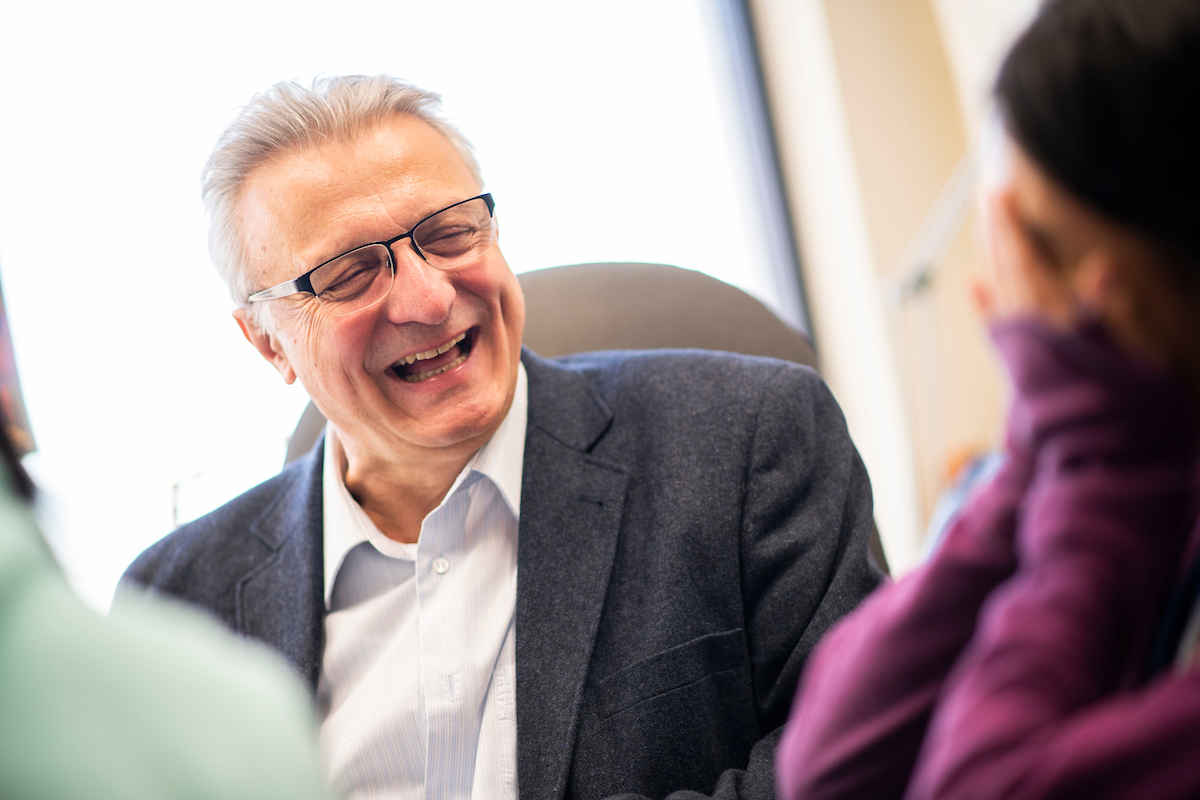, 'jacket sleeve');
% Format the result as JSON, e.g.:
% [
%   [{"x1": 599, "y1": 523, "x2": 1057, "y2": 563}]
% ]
[
  {"x1": 602, "y1": 362, "x2": 885, "y2": 800},
  {"x1": 905, "y1": 319, "x2": 1200, "y2": 800}
]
